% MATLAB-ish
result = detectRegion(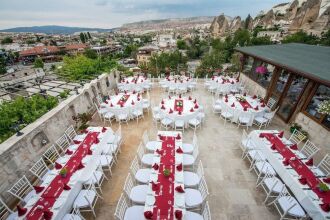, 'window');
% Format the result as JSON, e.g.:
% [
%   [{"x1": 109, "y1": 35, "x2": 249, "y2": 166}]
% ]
[
  {"x1": 255, "y1": 63, "x2": 275, "y2": 88},
  {"x1": 304, "y1": 85, "x2": 330, "y2": 129}
]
